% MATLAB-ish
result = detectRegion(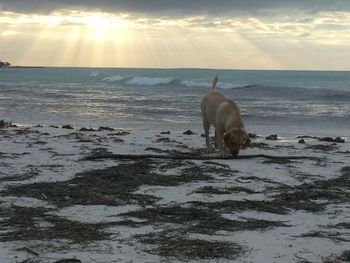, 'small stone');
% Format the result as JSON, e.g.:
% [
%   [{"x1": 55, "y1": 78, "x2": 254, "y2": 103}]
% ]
[
  {"x1": 334, "y1": 137, "x2": 345, "y2": 143},
  {"x1": 249, "y1": 133, "x2": 260, "y2": 138},
  {"x1": 183, "y1": 129, "x2": 195, "y2": 135},
  {"x1": 160, "y1": 131, "x2": 170, "y2": 135},
  {"x1": 298, "y1": 139, "x2": 306, "y2": 144},
  {"x1": 266, "y1": 134, "x2": 278, "y2": 140}
]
